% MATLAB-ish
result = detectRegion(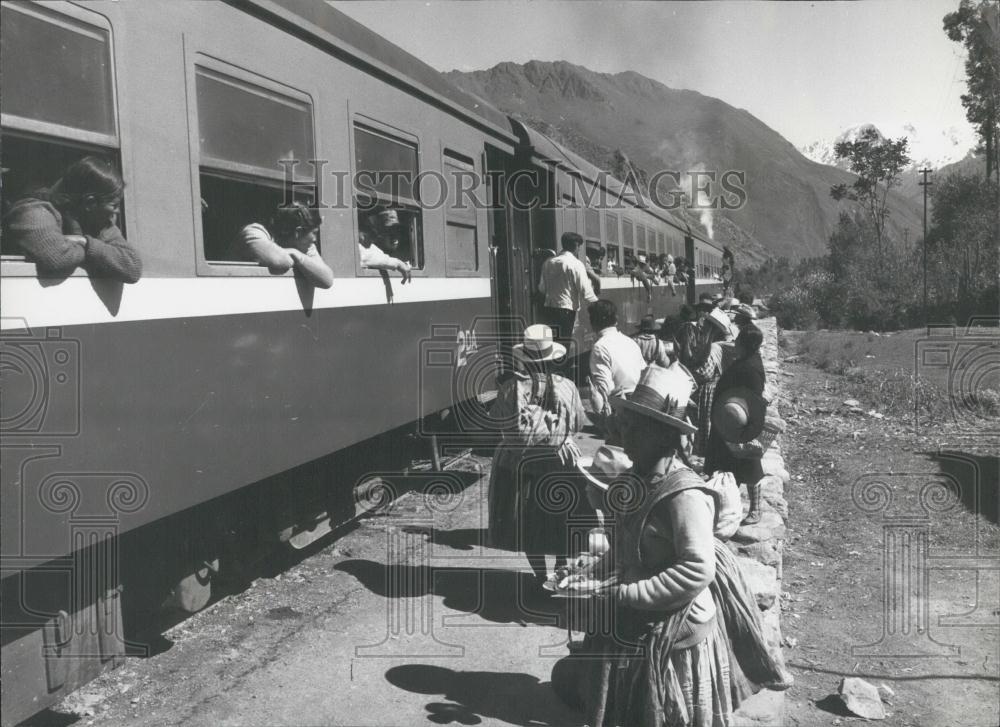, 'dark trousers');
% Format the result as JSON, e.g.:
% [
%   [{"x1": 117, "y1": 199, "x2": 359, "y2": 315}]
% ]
[{"x1": 541, "y1": 307, "x2": 577, "y2": 352}]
